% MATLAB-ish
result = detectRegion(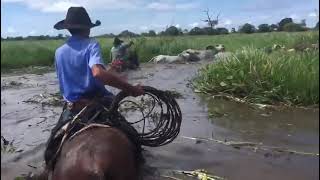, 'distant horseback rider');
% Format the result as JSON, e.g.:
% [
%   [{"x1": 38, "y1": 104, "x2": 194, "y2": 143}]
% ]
[
  {"x1": 110, "y1": 37, "x2": 140, "y2": 71},
  {"x1": 45, "y1": 7, "x2": 144, "y2": 166}
]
